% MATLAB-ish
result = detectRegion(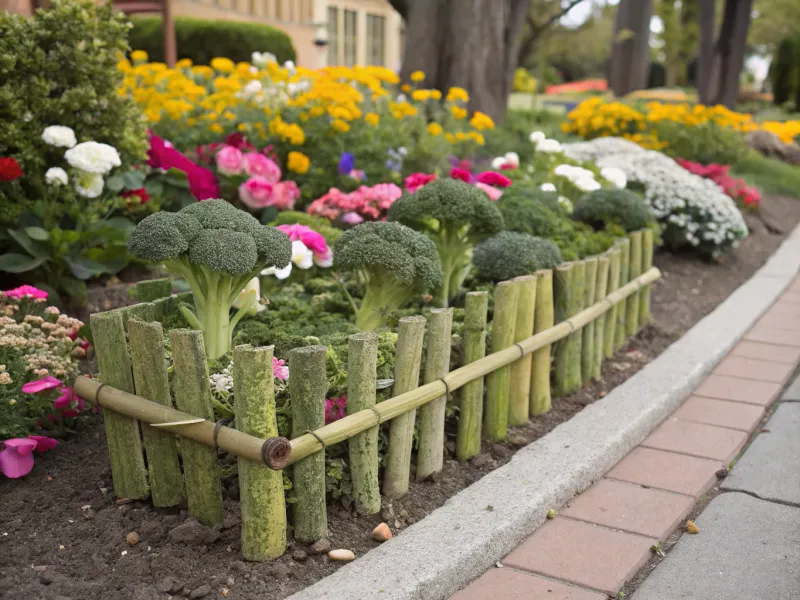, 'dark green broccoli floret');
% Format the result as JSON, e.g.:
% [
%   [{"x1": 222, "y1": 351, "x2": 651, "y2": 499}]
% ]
[
  {"x1": 128, "y1": 199, "x2": 291, "y2": 359},
  {"x1": 333, "y1": 221, "x2": 442, "y2": 331},
  {"x1": 572, "y1": 189, "x2": 652, "y2": 232},
  {"x1": 387, "y1": 178, "x2": 504, "y2": 306},
  {"x1": 472, "y1": 232, "x2": 562, "y2": 282},
  {"x1": 496, "y1": 188, "x2": 568, "y2": 239}
]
